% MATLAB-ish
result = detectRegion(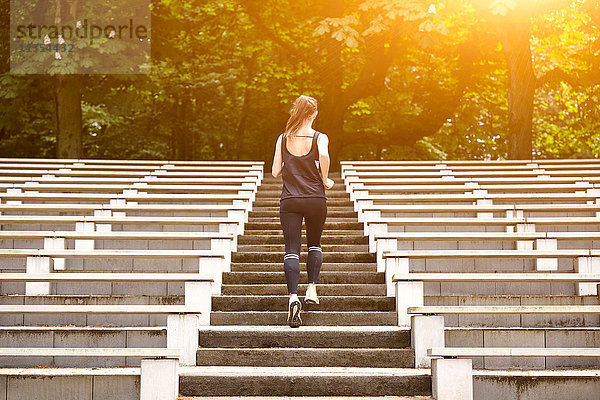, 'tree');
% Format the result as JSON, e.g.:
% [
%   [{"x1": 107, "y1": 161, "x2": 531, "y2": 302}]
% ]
[{"x1": 240, "y1": 0, "x2": 479, "y2": 166}]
